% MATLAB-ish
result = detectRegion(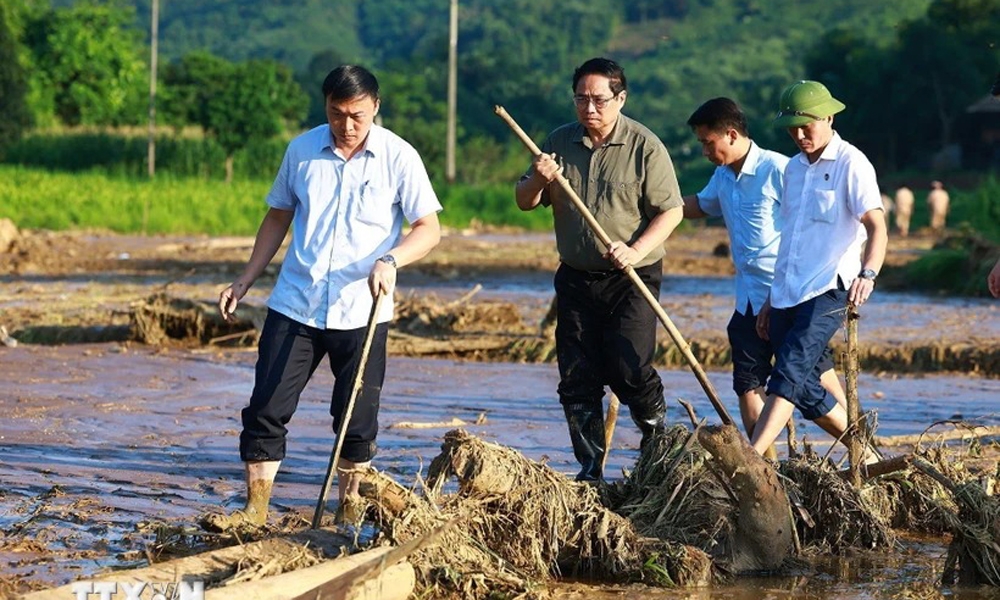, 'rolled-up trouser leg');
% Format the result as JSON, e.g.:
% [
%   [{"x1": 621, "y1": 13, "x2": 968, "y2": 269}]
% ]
[
  {"x1": 324, "y1": 323, "x2": 389, "y2": 464},
  {"x1": 562, "y1": 401, "x2": 606, "y2": 481},
  {"x1": 241, "y1": 310, "x2": 325, "y2": 462}
]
